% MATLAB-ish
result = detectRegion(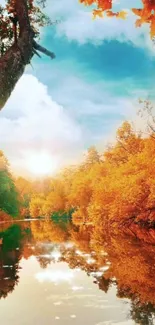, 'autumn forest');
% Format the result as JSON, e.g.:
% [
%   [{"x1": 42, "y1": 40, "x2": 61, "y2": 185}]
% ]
[{"x1": 0, "y1": 100, "x2": 155, "y2": 244}]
